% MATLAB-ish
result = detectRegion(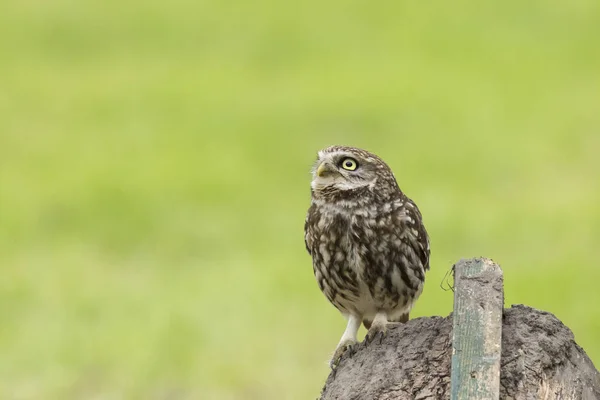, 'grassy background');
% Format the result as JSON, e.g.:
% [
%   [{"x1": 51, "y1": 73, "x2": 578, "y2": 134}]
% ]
[{"x1": 1, "y1": 1, "x2": 599, "y2": 399}]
